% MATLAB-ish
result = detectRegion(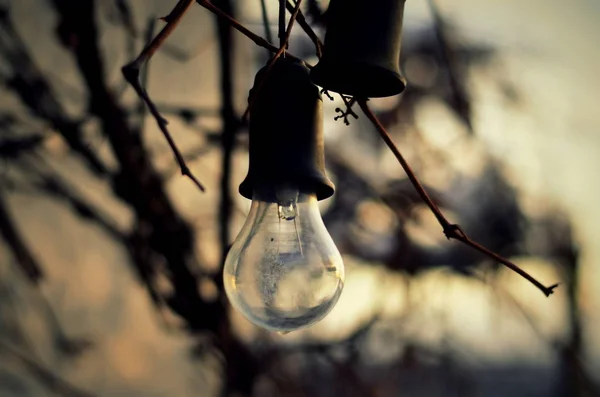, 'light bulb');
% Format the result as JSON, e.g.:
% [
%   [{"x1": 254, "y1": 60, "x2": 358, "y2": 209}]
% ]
[{"x1": 224, "y1": 186, "x2": 344, "y2": 333}]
